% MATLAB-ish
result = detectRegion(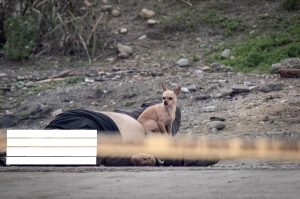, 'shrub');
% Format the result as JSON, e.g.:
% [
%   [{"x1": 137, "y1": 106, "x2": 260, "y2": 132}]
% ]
[
  {"x1": 282, "y1": 0, "x2": 300, "y2": 11},
  {"x1": 4, "y1": 16, "x2": 38, "y2": 61}
]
